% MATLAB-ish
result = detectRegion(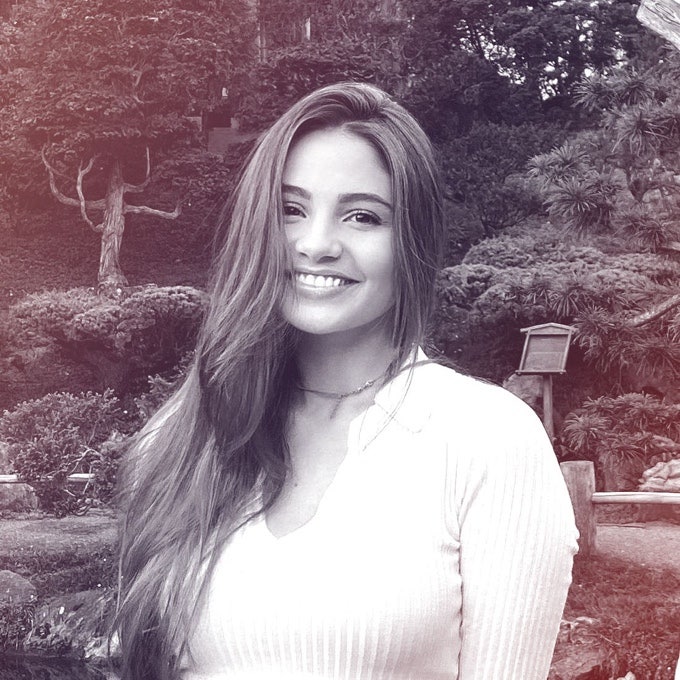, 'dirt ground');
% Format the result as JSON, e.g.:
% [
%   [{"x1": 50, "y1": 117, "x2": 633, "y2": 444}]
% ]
[{"x1": 597, "y1": 520, "x2": 680, "y2": 576}]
